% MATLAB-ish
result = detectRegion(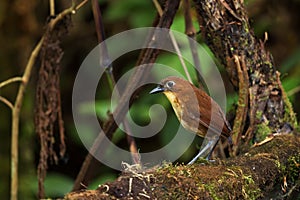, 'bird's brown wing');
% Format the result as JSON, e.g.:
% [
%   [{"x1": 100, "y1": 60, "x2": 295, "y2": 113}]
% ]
[{"x1": 181, "y1": 87, "x2": 231, "y2": 138}]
